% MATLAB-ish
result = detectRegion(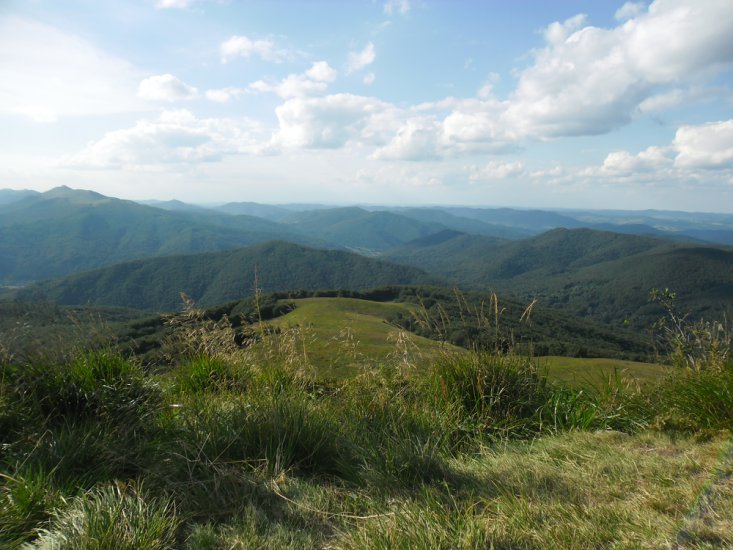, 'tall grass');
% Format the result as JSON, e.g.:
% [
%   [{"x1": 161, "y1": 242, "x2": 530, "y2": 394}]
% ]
[
  {"x1": 30, "y1": 484, "x2": 179, "y2": 550},
  {"x1": 2, "y1": 292, "x2": 732, "y2": 548}
]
